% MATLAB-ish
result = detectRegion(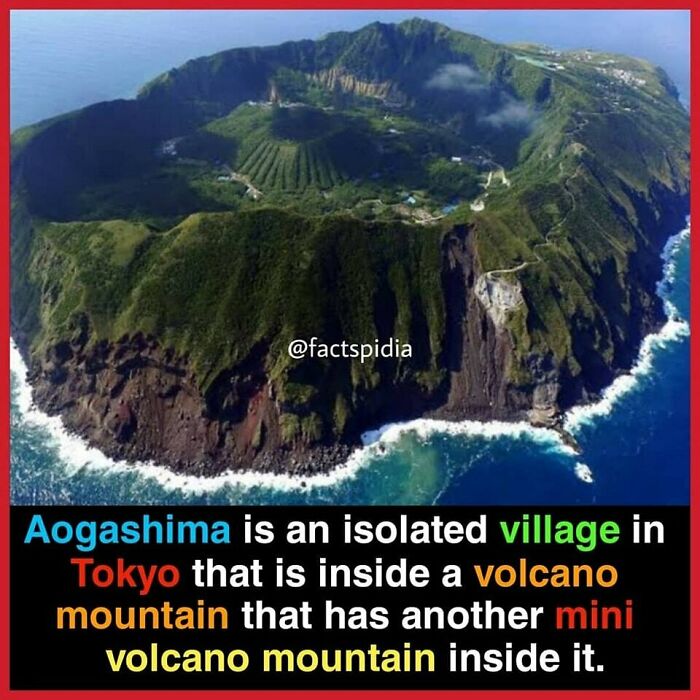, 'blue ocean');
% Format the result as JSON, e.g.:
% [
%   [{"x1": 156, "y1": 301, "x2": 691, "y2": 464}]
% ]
[{"x1": 9, "y1": 11, "x2": 691, "y2": 506}]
